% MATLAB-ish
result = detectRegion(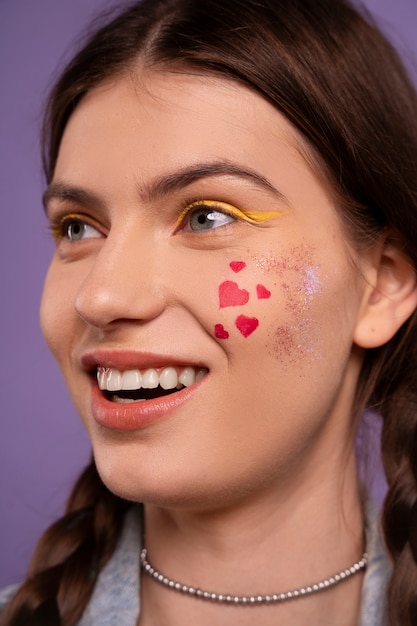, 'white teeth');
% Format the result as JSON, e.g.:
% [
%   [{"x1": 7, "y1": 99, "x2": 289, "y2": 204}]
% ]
[
  {"x1": 142, "y1": 368, "x2": 159, "y2": 389},
  {"x1": 159, "y1": 367, "x2": 178, "y2": 390},
  {"x1": 96, "y1": 365, "x2": 208, "y2": 393},
  {"x1": 97, "y1": 369, "x2": 106, "y2": 390},
  {"x1": 107, "y1": 369, "x2": 122, "y2": 392},
  {"x1": 178, "y1": 366, "x2": 195, "y2": 387},
  {"x1": 121, "y1": 370, "x2": 142, "y2": 390}
]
